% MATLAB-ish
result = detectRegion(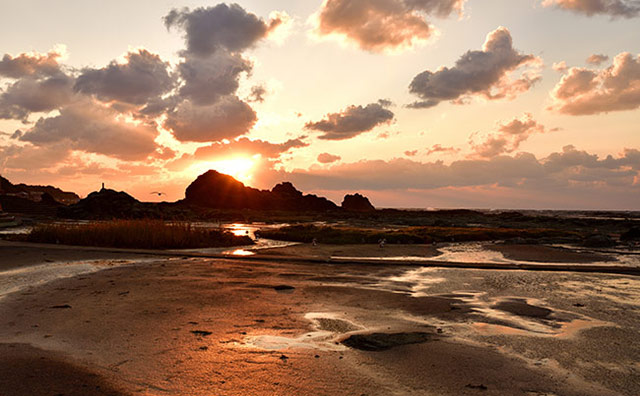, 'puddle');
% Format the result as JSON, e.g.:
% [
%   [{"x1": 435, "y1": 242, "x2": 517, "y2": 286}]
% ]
[
  {"x1": 228, "y1": 249, "x2": 255, "y2": 256},
  {"x1": 376, "y1": 267, "x2": 446, "y2": 297},
  {"x1": 241, "y1": 312, "x2": 361, "y2": 351},
  {"x1": 447, "y1": 293, "x2": 610, "y2": 338},
  {"x1": 334, "y1": 242, "x2": 640, "y2": 268}
]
